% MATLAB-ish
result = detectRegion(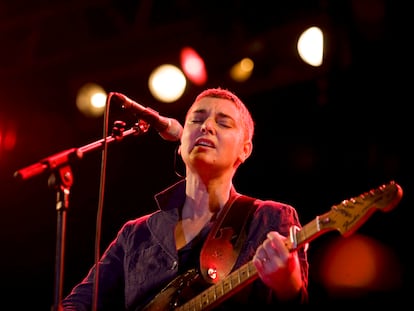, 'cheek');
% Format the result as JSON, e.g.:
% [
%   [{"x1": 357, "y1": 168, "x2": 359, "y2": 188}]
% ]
[
  {"x1": 180, "y1": 127, "x2": 192, "y2": 141},
  {"x1": 232, "y1": 140, "x2": 247, "y2": 160},
  {"x1": 180, "y1": 128, "x2": 196, "y2": 151},
  {"x1": 178, "y1": 137, "x2": 192, "y2": 159},
  {"x1": 227, "y1": 135, "x2": 243, "y2": 151}
]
